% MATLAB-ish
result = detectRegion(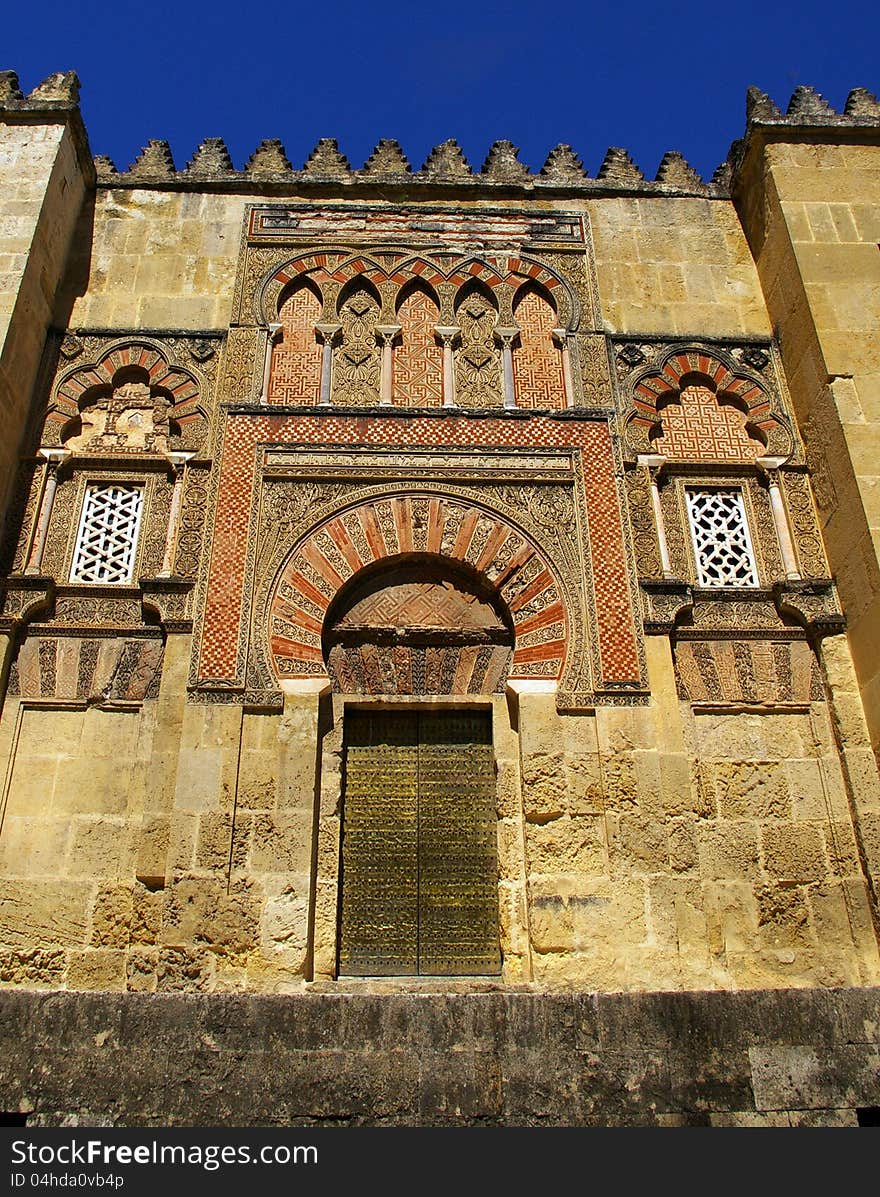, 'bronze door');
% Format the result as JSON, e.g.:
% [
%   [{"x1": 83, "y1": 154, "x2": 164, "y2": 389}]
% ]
[{"x1": 338, "y1": 708, "x2": 501, "y2": 976}]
